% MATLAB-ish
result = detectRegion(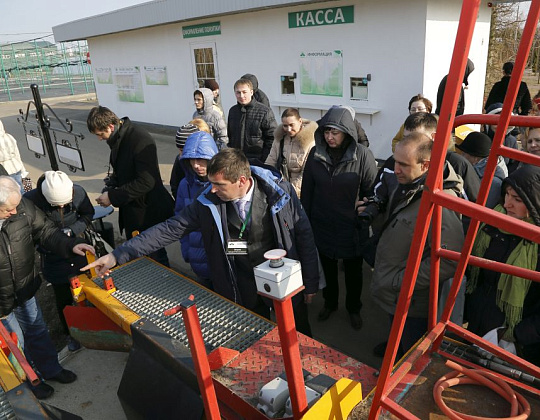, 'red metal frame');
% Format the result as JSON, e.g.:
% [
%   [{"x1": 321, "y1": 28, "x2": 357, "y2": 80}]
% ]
[
  {"x1": 0, "y1": 322, "x2": 39, "y2": 386},
  {"x1": 271, "y1": 288, "x2": 308, "y2": 419},
  {"x1": 369, "y1": 0, "x2": 540, "y2": 418},
  {"x1": 176, "y1": 297, "x2": 221, "y2": 420}
]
